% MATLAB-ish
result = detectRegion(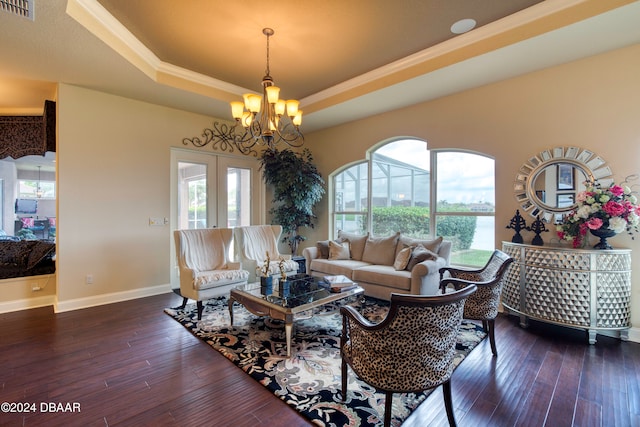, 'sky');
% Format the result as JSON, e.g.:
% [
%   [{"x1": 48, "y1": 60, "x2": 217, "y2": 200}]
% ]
[{"x1": 376, "y1": 139, "x2": 495, "y2": 204}]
